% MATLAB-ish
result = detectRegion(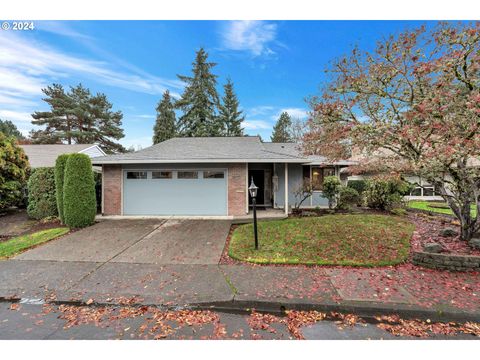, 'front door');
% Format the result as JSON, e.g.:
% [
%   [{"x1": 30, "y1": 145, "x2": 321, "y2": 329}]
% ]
[{"x1": 249, "y1": 169, "x2": 265, "y2": 205}]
